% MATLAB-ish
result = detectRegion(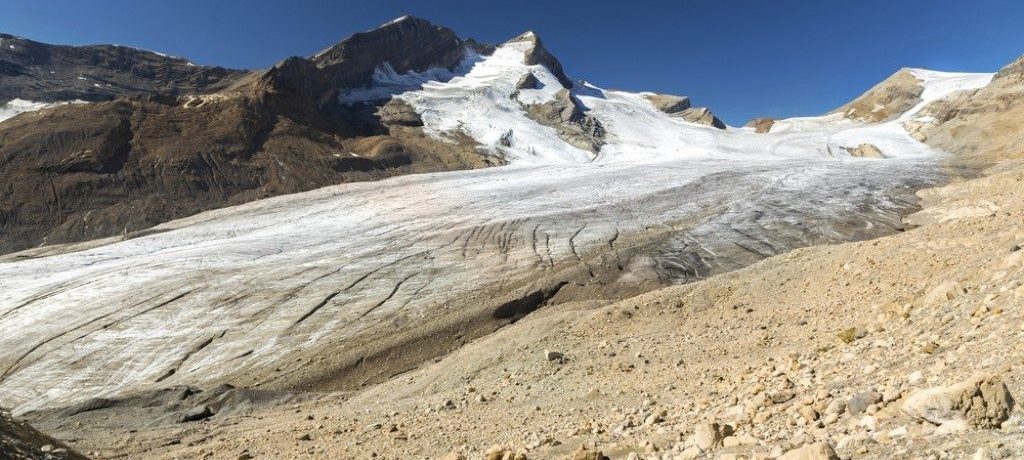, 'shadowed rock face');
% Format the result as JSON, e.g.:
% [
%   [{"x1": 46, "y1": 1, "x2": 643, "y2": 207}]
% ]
[{"x1": 0, "y1": 33, "x2": 248, "y2": 105}]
